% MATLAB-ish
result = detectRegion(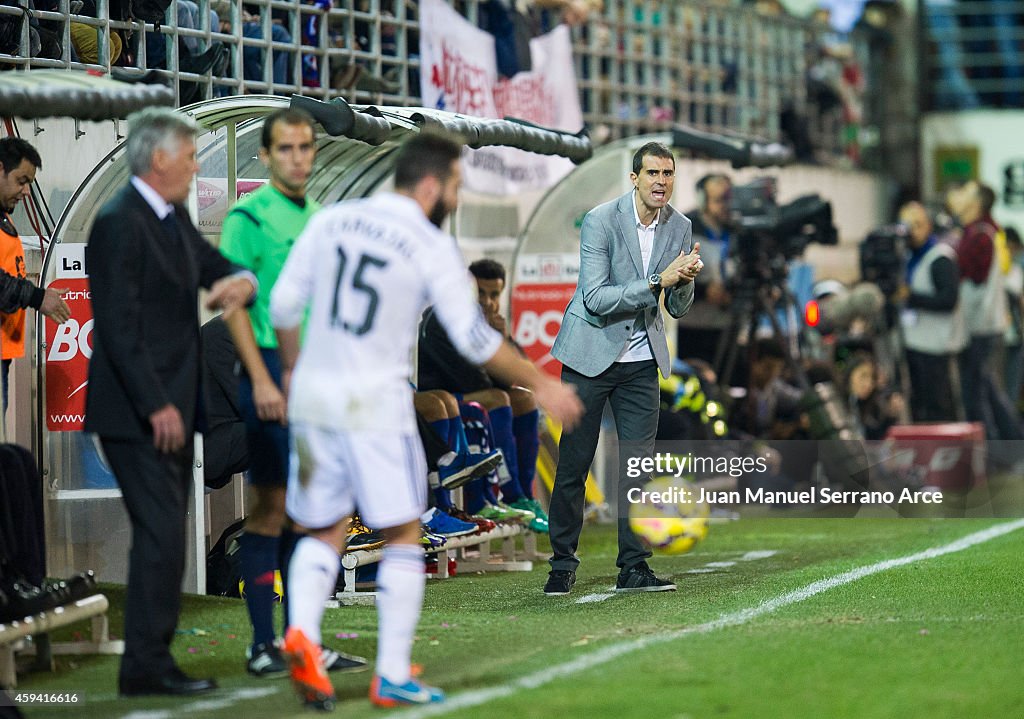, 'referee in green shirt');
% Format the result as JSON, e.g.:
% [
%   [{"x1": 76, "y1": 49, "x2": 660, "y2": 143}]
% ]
[{"x1": 219, "y1": 108, "x2": 366, "y2": 677}]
